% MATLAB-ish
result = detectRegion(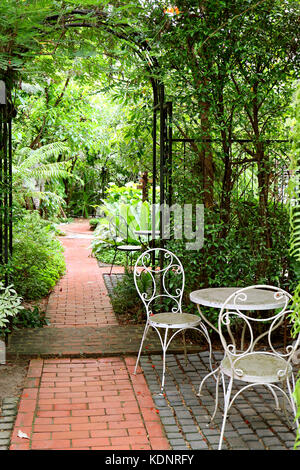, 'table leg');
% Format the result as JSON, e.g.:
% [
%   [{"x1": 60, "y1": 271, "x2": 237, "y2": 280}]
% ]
[{"x1": 196, "y1": 305, "x2": 218, "y2": 334}]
